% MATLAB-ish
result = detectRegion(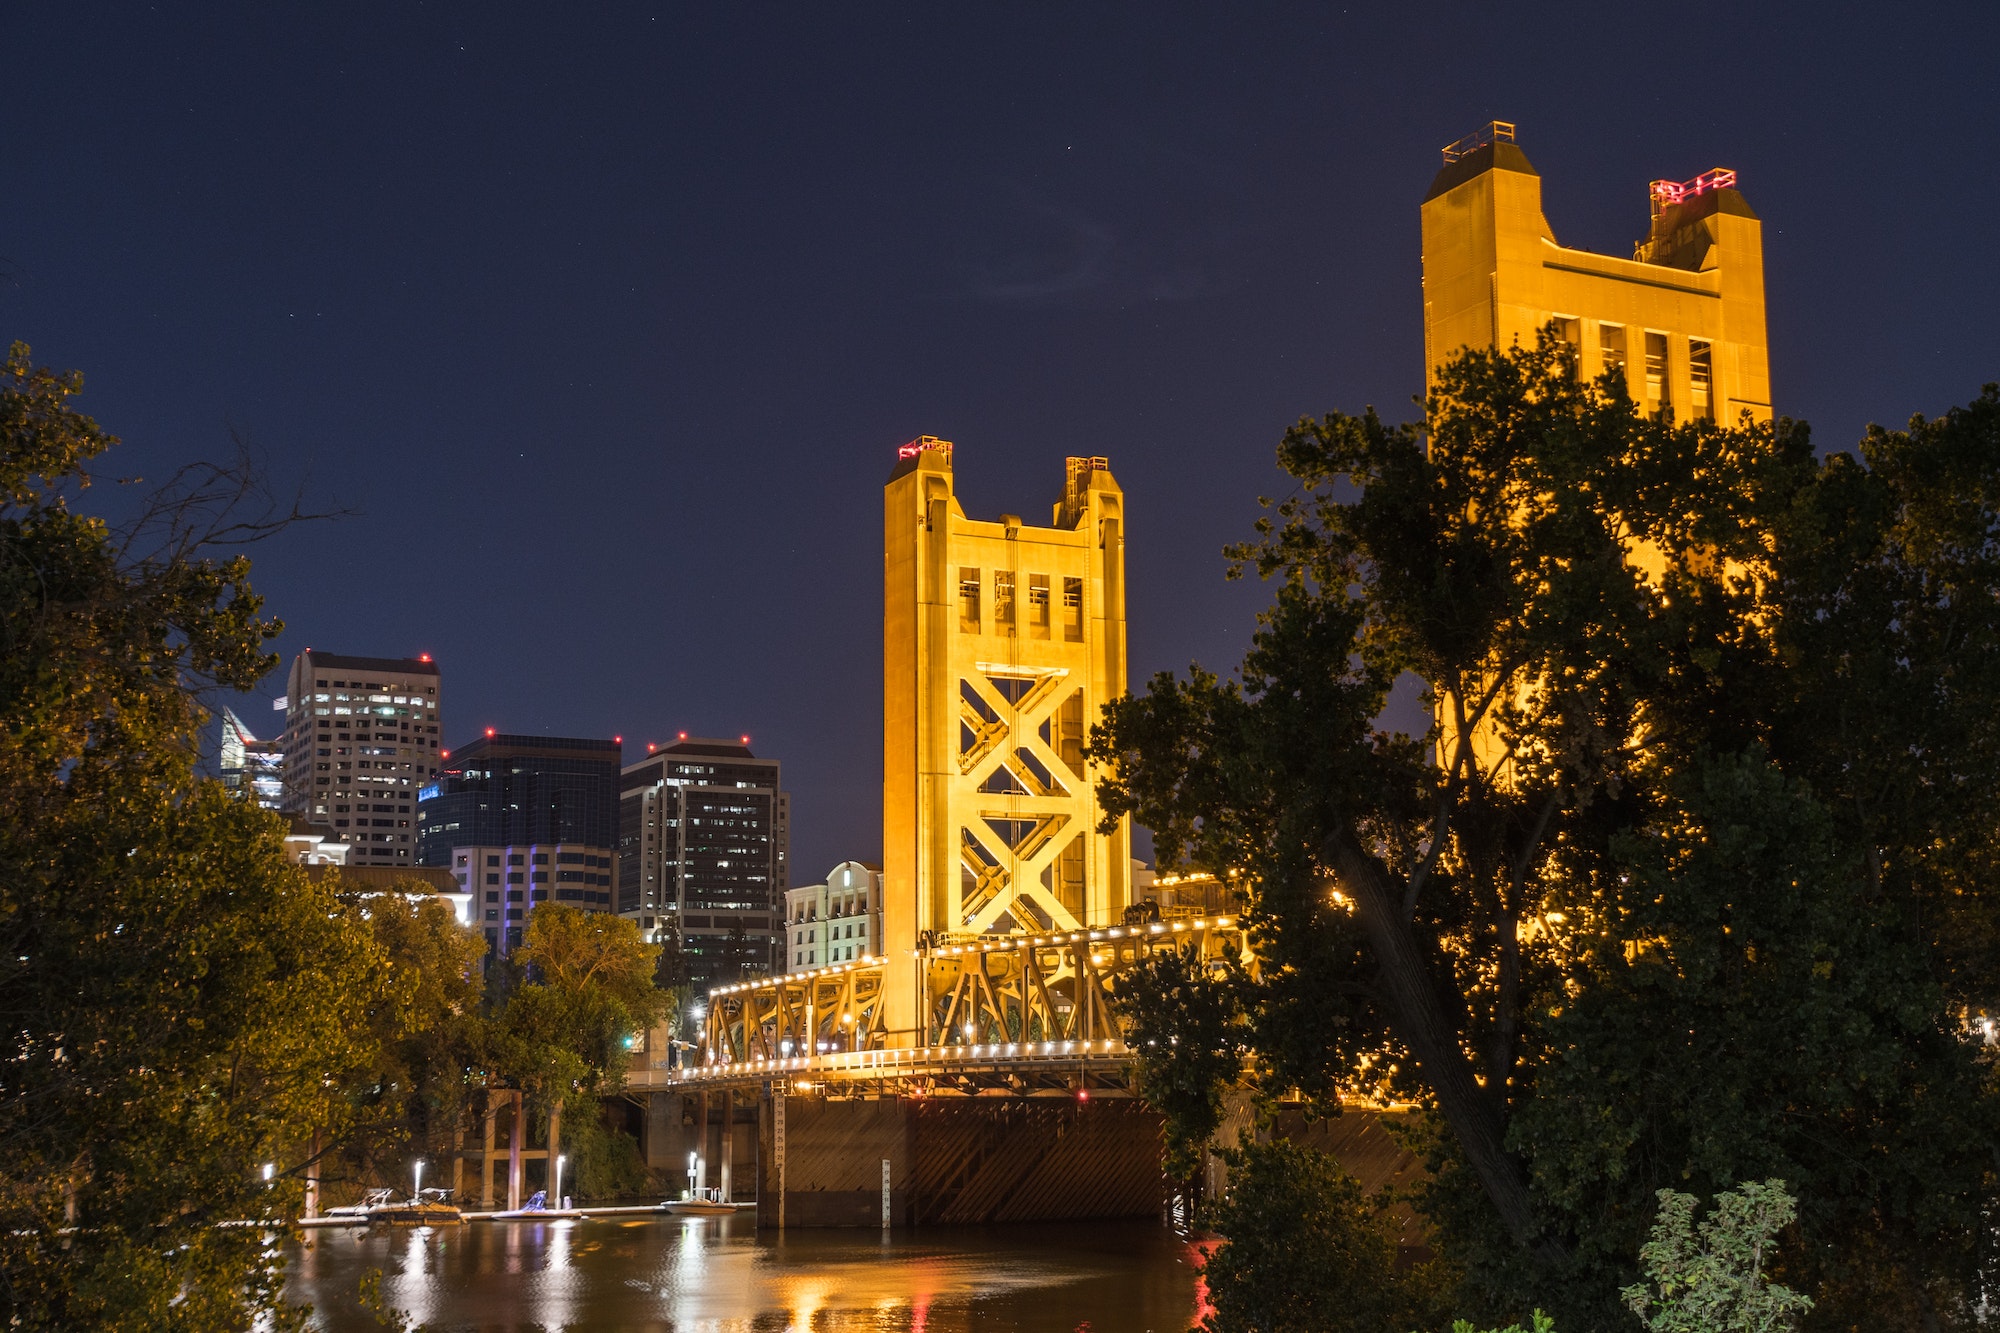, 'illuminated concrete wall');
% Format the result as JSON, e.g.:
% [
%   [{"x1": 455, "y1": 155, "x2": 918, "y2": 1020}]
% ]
[
  {"x1": 882, "y1": 440, "x2": 1131, "y2": 1037},
  {"x1": 1421, "y1": 122, "x2": 1770, "y2": 424}
]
